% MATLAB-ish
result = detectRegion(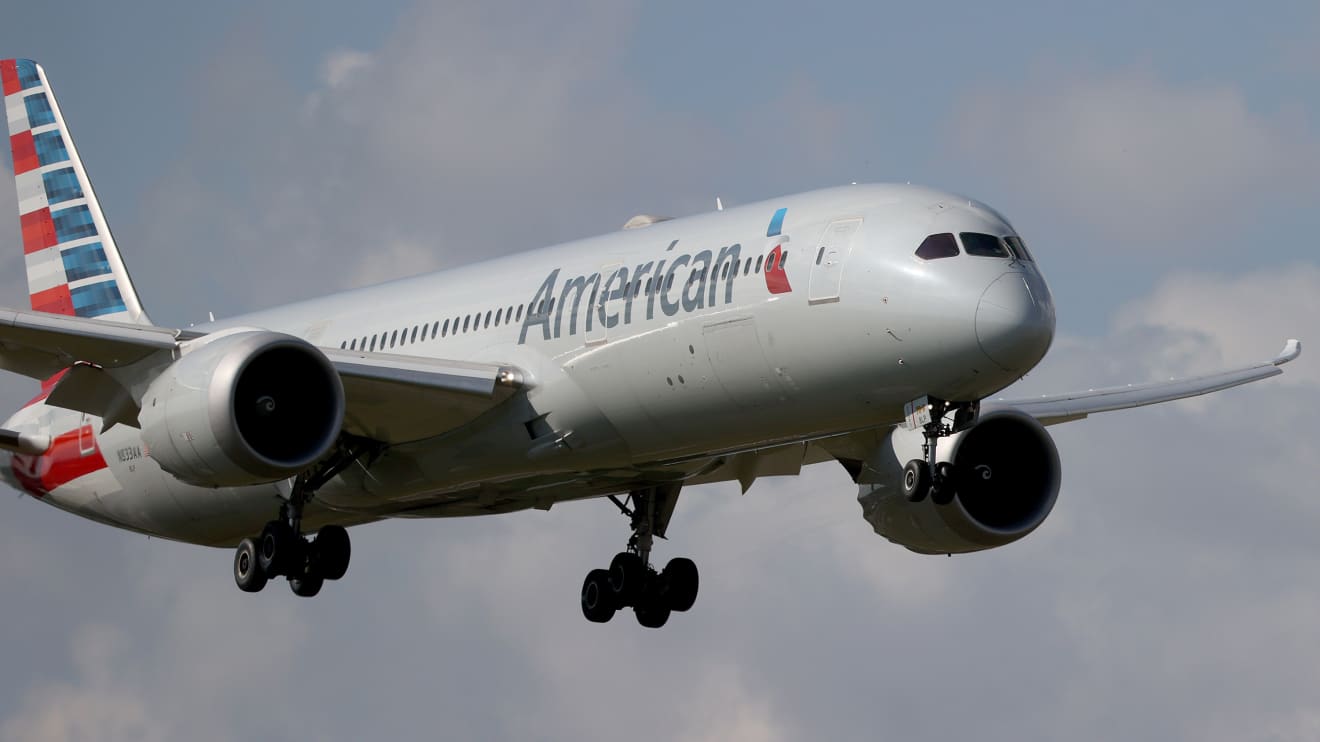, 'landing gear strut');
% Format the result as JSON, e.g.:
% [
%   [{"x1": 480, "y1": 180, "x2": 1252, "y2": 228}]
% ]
[
  {"x1": 902, "y1": 398, "x2": 978, "y2": 506},
  {"x1": 581, "y1": 485, "x2": 699, "y2": 628},
  {"x1": 232, "y1": 436, "x2": 376, "y2": 597}
]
